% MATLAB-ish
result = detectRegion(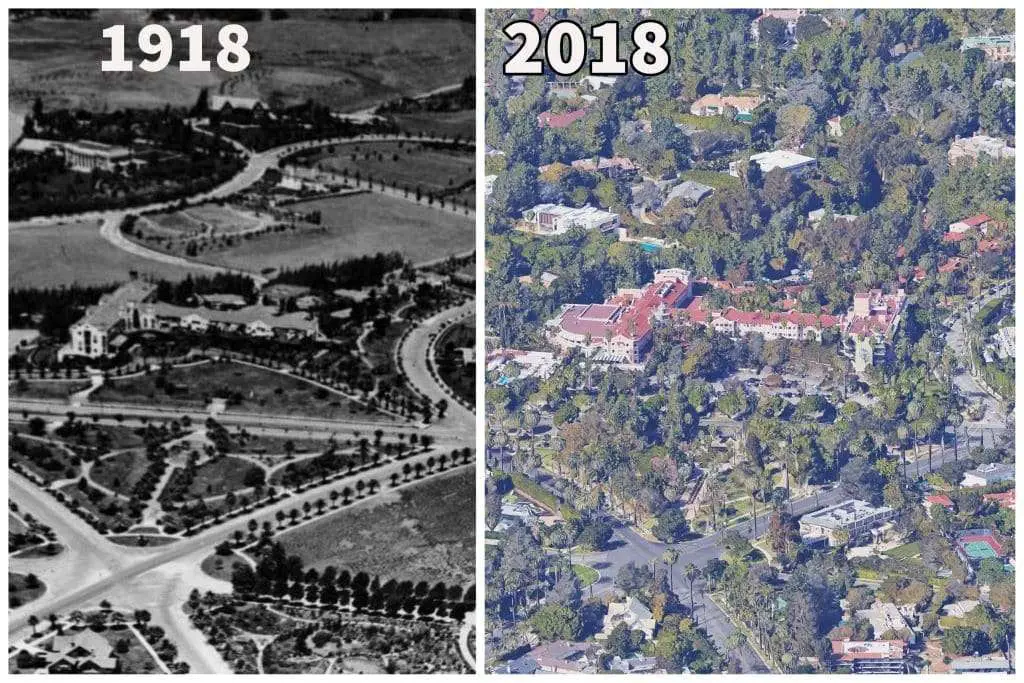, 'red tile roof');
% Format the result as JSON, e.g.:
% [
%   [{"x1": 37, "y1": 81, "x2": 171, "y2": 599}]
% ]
[
  {"x1": 961, "y1": 213, "x2": 992, "y2": 227},
  {"x1": 925, "y1": 494, "x2": 954, "y2": 508},
  {"x1": 537, "y1": 108, "x2": 588, "y2": 129}
]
